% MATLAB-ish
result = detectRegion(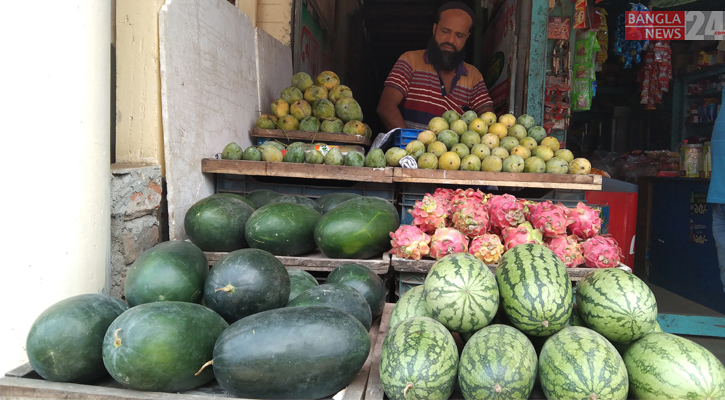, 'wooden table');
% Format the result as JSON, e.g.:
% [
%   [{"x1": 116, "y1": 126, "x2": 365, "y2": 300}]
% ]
[
  {"x1": 205, "y1": 250, "x2": 391, "y2": 274},
  {"x1": 201, "y1": 159, "x2": 603, "y2": 191}
]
